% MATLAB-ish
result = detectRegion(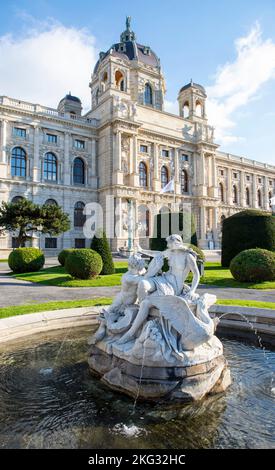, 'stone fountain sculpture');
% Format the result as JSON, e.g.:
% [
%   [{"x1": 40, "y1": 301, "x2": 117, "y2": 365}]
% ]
[{"x1": 88, "y1": 234, "x2": 231, "y2": 402}]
